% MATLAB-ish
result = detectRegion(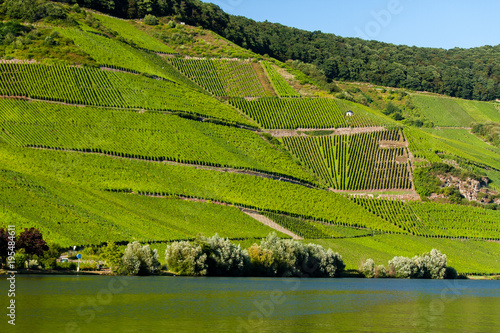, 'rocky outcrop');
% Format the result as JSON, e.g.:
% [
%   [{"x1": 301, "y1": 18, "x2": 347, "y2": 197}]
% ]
[{"x1": 437, "y1": 175, "x2": 498, "y2": 204}]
